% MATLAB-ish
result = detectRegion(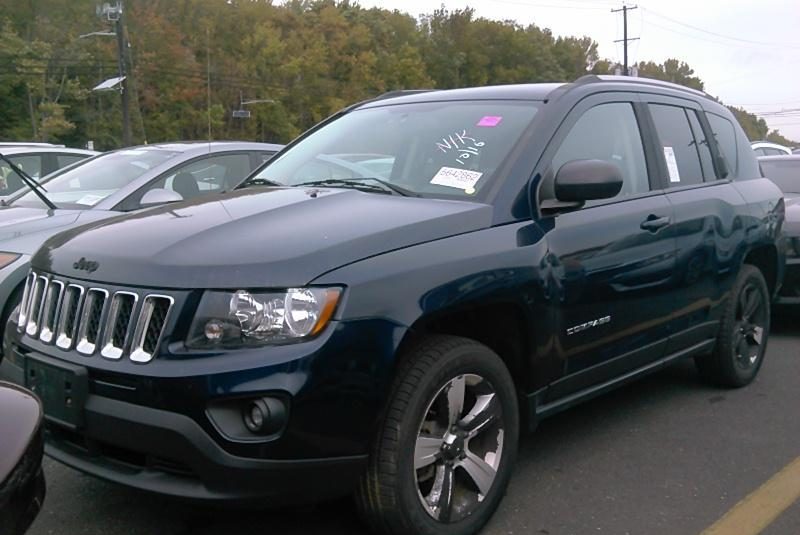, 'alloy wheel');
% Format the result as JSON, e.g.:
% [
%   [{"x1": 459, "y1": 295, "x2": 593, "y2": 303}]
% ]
[{"x1": 414, "y1": 373, "x2": 505, "y2": 523}]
